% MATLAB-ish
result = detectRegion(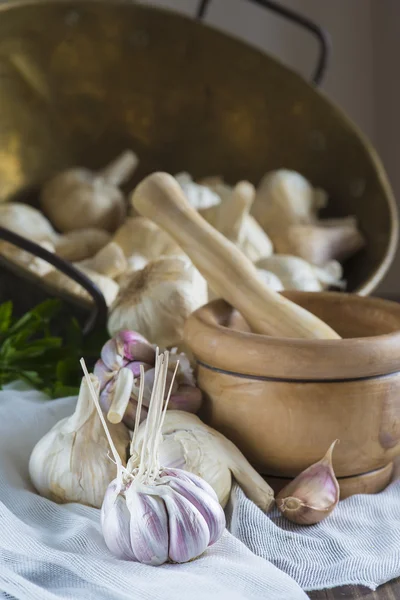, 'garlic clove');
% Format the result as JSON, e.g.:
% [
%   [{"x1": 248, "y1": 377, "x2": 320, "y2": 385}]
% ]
[
  {"x1": 276, "y1": 440, "x2": 340, "y2": 525},
  {"x1": 168, "y1": 385, "x2": 202, "y2": 414},
  {"x1": 102, "y1": 482, "x2": 134, "y2": 560},
  {"x1": 77, "y1": 241, "x2": 127, "y2": 280},
  {"x1": 162, "y1": 467, "x2": 220, "y2": 503},
  {"x1": 161, "y1": 488, "x2": 210, "y2": 563},
  {"x1": 117, "y1": 330, "x2": 156, "y2": 364},
  {"x1": 166, "y1": 475, "x2": 225, "y2": 545},
  {"x1": 126, "y1": 490, "x2": 169, "y2": 566},
  {"x1": 55, "y1": 228, "x2": 111, "y2": 262}
]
